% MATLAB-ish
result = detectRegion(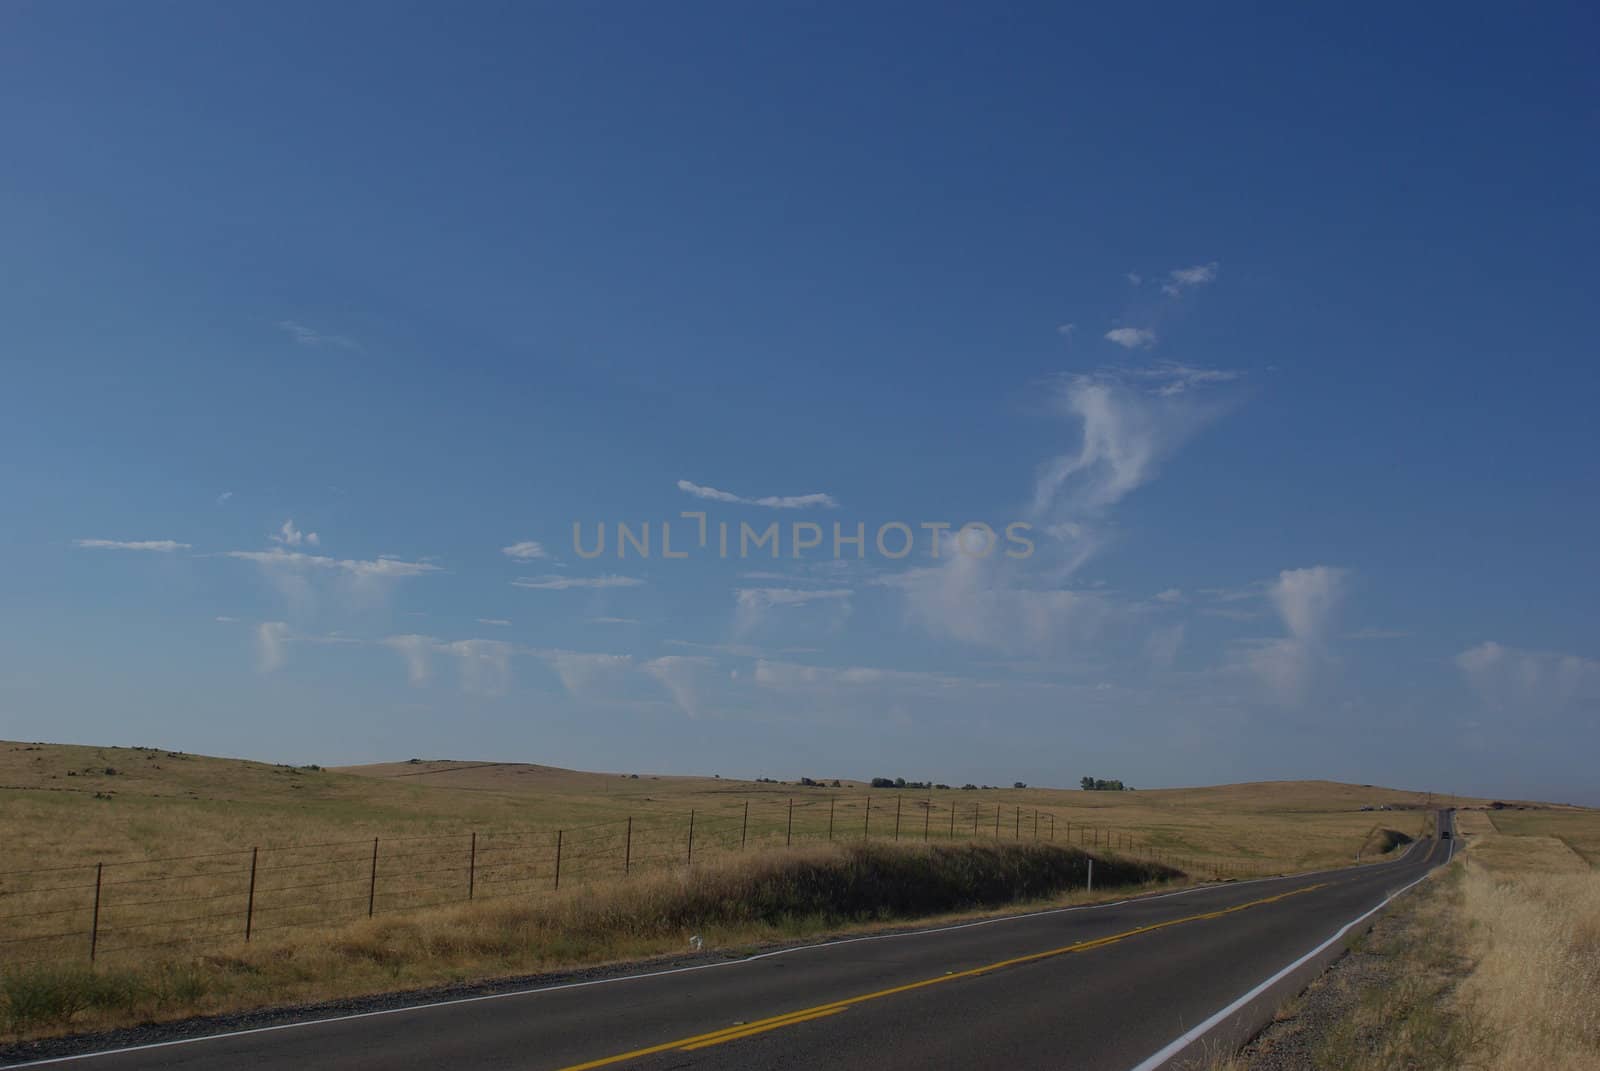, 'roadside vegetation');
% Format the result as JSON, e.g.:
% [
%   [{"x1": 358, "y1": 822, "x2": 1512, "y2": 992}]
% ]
[
  {"x1": 1218, "y1": 806, "x2": 1600, "y2": 1071},
  {"x1": 0, "y1": 840, "x2": 1176, "y2": 1044}
]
